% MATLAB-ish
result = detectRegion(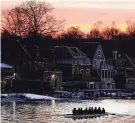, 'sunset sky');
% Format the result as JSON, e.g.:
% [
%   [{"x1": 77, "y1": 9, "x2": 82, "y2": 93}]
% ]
[{"x1": 1, "y1": 0, "x2": 135, "y2": 32}]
